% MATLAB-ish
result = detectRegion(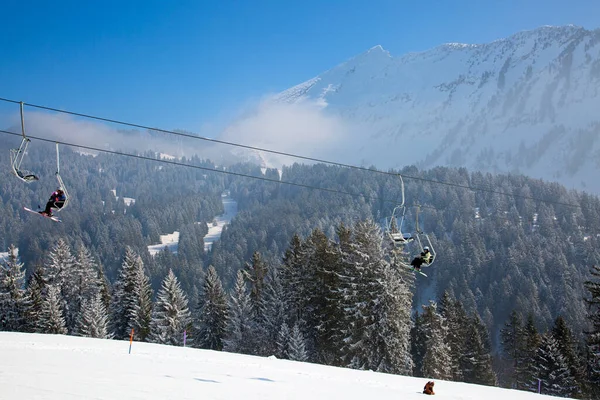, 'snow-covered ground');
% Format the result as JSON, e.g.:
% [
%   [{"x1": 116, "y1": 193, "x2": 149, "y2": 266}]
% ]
[
  {"x1": 147, "y1": 231, "x2": 180, "y2": 256},
  {"x1": 204, "y1": 193, "x2": 238, "y2": 252},
  {"x1": 146, "y1": 193, "x2": 238, "y2": 256},
  {"x1": 0, "y1": 332, "x2": 563, "y2": 400}
]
